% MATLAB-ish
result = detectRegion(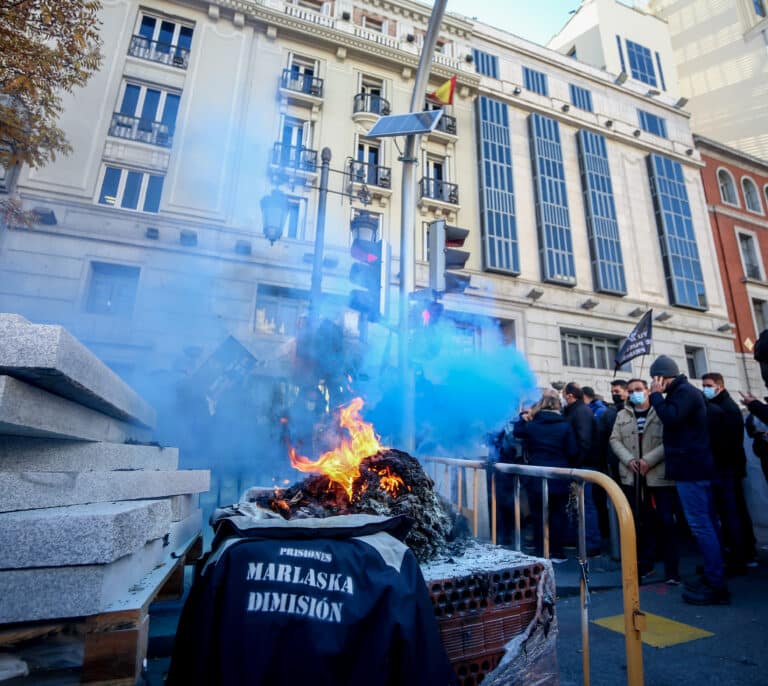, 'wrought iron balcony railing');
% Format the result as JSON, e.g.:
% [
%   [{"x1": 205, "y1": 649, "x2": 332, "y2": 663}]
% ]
[
  {"x1": 419, "y1": 176, "x2": 459, "y2": 204},
  {"x1": 347, "y1": 160, "x2": 392, "y2": 188},
  {"x1": 271, "y1": 142, "x2": 318, "y2": 172},
  {"x1": 128, "y1": 35, "x2": 190, "y2": 69},
  {"x1": 280, "y1": 69, "x2": 324, "y2": 97},
  {"x1": 352, "y1": 93, "x2": 391, "y2": 116},
  {"x1": 108, "y1": 113, "x2": 174, "y2": 148},
  {"x1": 433, "y1": 112, "x2": 457, "y2": 135}
]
